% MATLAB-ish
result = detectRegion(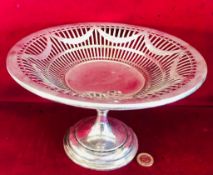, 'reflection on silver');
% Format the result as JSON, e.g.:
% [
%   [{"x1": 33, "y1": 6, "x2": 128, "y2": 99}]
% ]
[
  {"x1": 7, "y1": 23, "x2": 207, "y2": 170},
  {"x1": 64, "y1": 110, "x2": 138, "y2": 170}
]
